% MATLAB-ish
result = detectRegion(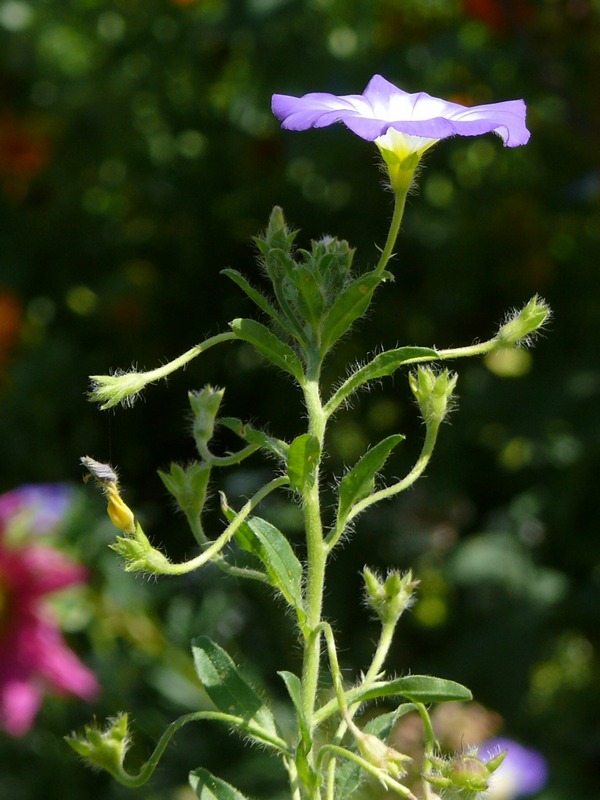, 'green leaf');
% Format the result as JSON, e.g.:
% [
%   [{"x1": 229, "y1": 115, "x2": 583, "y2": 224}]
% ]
[
  {"x1": 326, "y1": 346, "x2": 439, "y2": 415},
  {"x1": 219, "y1": 417, "x2": 289, "y2": 462},
  {"x1": 230, "y1": 318, "x2": 304, "y2": 382},
  {"x1": 191, "y1": 637, "x2": 278, "y2": 736},
  {"x1": 287, "y1": 433, "x2": 320, "y2": 492},
  {"x1": 228, "y1": 514, "x2": 304, "y2": 621},
  {"x1": 320, "y1": 272, "x2": 387, "y2": 354},
  {"x1": 335, "y1": 706, "x2": 415, "y2": 799},
  {"x1": 262, "y1": 248, "x2": 307, "y2": 342},
  {"x1": 278, "y1": 671, "x2": 311, "y2": 748},
  {"x1": 221, "y1": 268, "x2": 297, "y2": 338},
  {"x1": 336, "y1": 434, "x2": 405, "y2": 525},
  {"x1": 294, "y1": 265, "x2": 325, "y2": 328},
  {"x1": 189, "y1": 768, "x2": 250, "y2": 800},
  {"x1": 354, "y1": 675, "x2": 472, "y2": 705}
]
